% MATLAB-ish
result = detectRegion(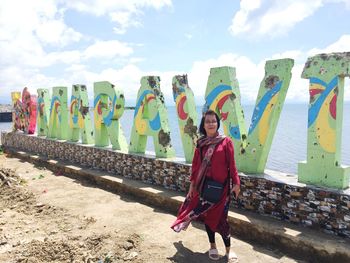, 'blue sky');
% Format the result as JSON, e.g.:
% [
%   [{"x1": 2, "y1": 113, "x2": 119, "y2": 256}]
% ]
[{"x1": 1, "y1": 0, "x2": 350, "y2": 106}]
